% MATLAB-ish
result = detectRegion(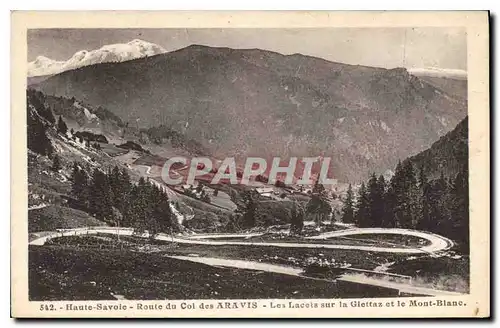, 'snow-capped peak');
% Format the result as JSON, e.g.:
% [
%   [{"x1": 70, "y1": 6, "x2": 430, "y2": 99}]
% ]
[
  {"x1": 408, "y1": 67, "x2": 467, "y2": 80},
  {"x1": 33, "y1": 56, "x2": 55, "y2": 63},
  {"x1": 28, "y1": 56, "x2": 65, "y2": 77},
  {"x1": 28, "y1": 39, "x2": 167, "y2": 77},
  {"x1": 128, "y1": 39, "x2": 153, "y2": 46}
]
